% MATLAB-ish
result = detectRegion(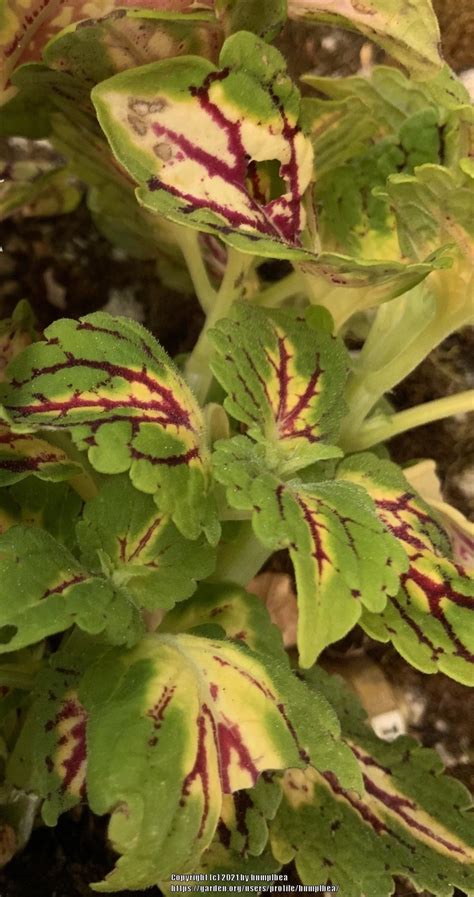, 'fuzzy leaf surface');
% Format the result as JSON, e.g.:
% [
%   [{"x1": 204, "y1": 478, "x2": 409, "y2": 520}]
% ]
[
  {"x1": 210, "y1": 305, "x2": 346, "y2": 473},
  {"x1": 213, "y1": 437, "x2": 405, "y2": 666},
  {"x1": 78, "y1": 475, "x2": 215, "y2": 611},
  {"x1": 92, "y1": 32, "x2": 314, "y2": 258},
  {"x1": 287, "y1": 0, "x2": 443, "y2": 79},
  {"x1": 0, "y1": 526, "x2": 142, "y2": 653},
  {"x1": 0, "y1": 426, "x2": 80, "y2": 487},
  {"x1": 9, "y1": 631, "x2": 359, "y2": 890},
  {"x1": 270, "y1": 667, "x2": 474, "y2": 897},
  {"x1": 339, "y1": 454, "x2": 474, "y2": 683},
  {"x1": 0, "y1": 312, "x2": 217, "y2": 540},
  {"x1": 161, "y1": 581, "x2": 286, "y2": 658}
]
